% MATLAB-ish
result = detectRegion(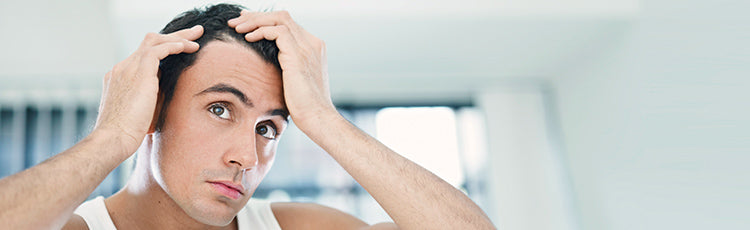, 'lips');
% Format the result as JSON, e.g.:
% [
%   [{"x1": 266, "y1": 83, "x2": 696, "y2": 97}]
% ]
[{"x1": 208, "y1": 181, "x2": 245, "y2": 200}]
